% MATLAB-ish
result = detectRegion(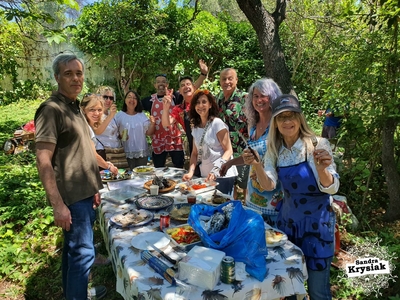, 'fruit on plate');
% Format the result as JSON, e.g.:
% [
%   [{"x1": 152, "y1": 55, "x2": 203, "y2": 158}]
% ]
[
  {"x1": 165, "y1": 225, "x2": 200, "y2": 245},
  {"x1": 265, "y1": 229, "x2": 284, "y2": 244}
]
